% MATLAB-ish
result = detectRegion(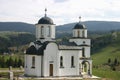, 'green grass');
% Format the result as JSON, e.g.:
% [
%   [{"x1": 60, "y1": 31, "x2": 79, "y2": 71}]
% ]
[
  {"x1": 92, "y1": 44, "x2": 120, "y2": 66},
  {"x1": 92, "y1": 43, "x2": 120, "y2": 80},
  {"x1": 93, "y1": 68, "x2": 120, "y2": 80}
]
